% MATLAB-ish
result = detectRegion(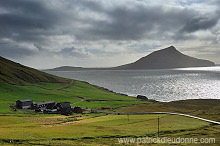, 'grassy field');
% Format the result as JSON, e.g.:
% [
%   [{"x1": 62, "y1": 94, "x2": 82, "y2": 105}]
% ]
[
  {"x1": 0, "y1": 113, "x2": 214, "y2": 145},
  {"x1": 0, "y1": 81, "x2": 220, "y2": 145},
  {"x1": 116, "y1": 99, "x2": 220, "y2": 122},
  {"x1": 0, "y1": 81, "x2": 151, "y2": 113},
  {"x1": 1, "y1": 81, "x2": 219, "y2": 145}
]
